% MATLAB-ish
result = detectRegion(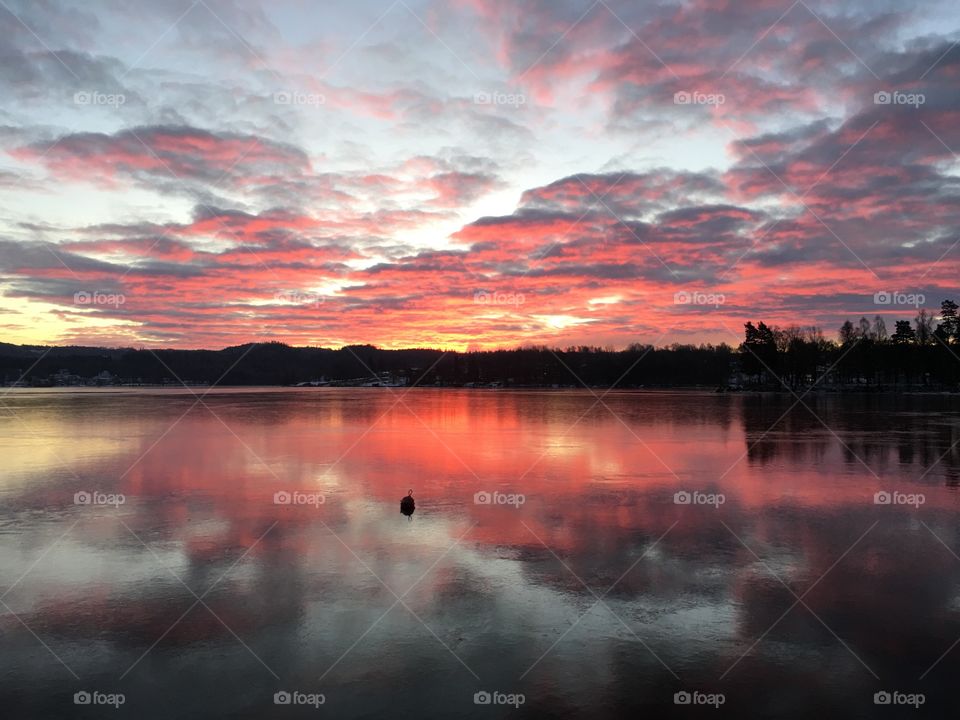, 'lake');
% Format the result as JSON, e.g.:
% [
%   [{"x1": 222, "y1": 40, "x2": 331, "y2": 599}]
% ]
[{"x1": 1, "y1": 388, "x2": 959, "y2": 718}]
